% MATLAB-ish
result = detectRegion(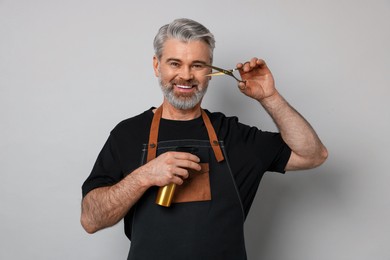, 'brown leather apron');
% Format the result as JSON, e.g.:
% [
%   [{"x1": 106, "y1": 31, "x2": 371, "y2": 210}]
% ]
[{"x1": 127, "y1": 106, "x2": 247, "y2": 259}]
